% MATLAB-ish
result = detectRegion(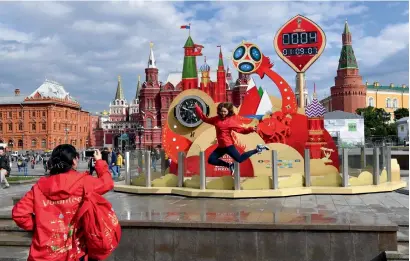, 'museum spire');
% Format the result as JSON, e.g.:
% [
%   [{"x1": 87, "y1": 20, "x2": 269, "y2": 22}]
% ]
[
  {"x1": 135, "y1": 75, "x2": 141, "y2": 100},
  {"x1": 115, "y1": 75, "x2": 124, "y2": 100},
  {"x1": 148, "y1": 42, "x2": 156, "y2": 68}
]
